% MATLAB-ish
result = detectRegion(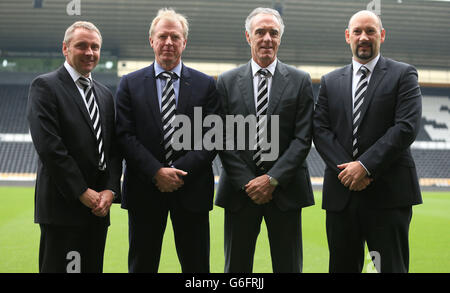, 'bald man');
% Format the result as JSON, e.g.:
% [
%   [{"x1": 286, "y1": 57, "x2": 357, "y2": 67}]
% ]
[{"x1": 313, "y1": 10, "x2": 422, "y2": 273}]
